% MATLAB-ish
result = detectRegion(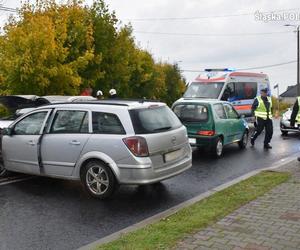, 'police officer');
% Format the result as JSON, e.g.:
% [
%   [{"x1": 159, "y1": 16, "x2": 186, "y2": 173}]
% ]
[
  {"x1": 290, "y1": 96, "x2": 300, "y2": 127},
  {"x1": 250, "y1": 88, "x2": 273, "y2": 149},
  {"x1": 290, "y1": 96, "x2": 300, "y2": 160},
  {"x1": 96, "y1": 90, "x2": 104, "y2": 100},
  {"x1": 109, "y1": 89, "x2": 118, "y2": 99}
]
